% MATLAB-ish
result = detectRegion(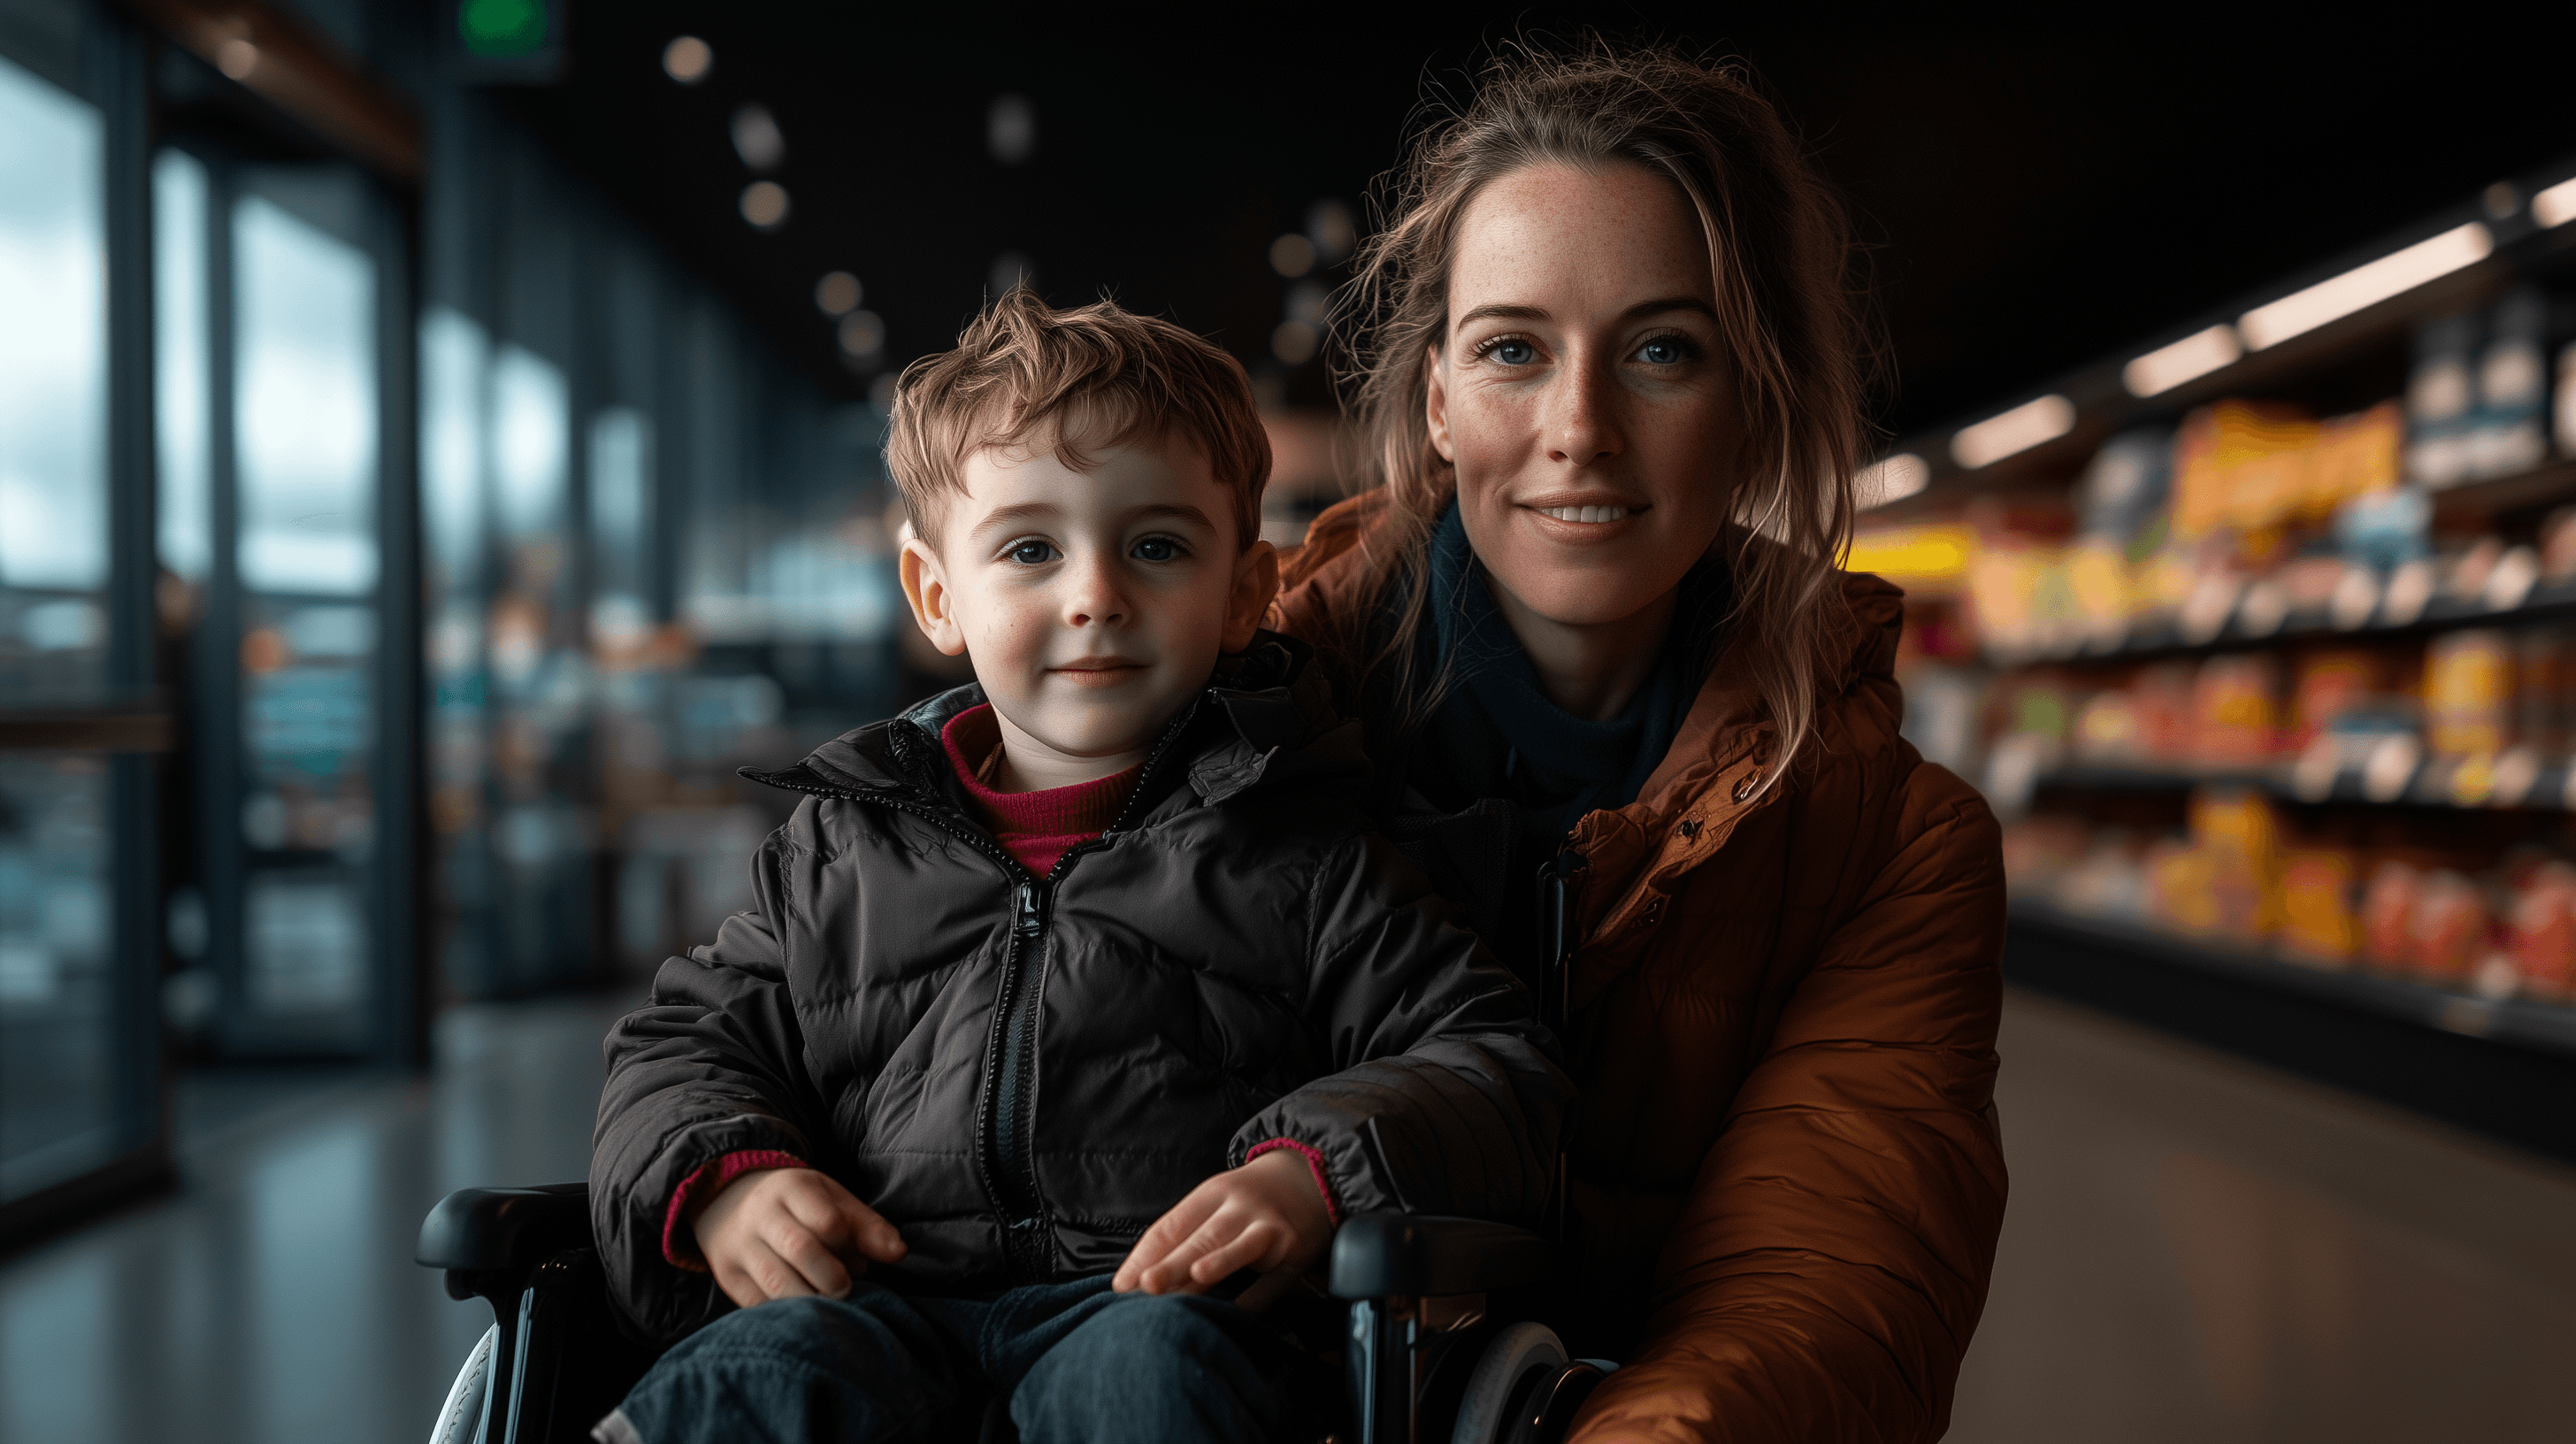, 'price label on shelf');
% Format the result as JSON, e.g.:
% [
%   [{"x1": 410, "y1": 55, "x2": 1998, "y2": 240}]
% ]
[
  {"x1": 2484, "y1": 545, "x2": 2540, "y2": 612},
  {"x1": 2381, "y1": 560, "x2": 2436, "y2": 626},
  {"x1": 2363, "y1": 734, "x2": 2422, "y2": 803},
  {"x1": 2237, "y1": 579, "x2": 2290, "y2": 637},
  {"x1": 2329, "y1": 565, "x2": 2380, "y2": 631},
  {"x1": 2491, "y1": 746, "x2": 2542, "y2": 808}
]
